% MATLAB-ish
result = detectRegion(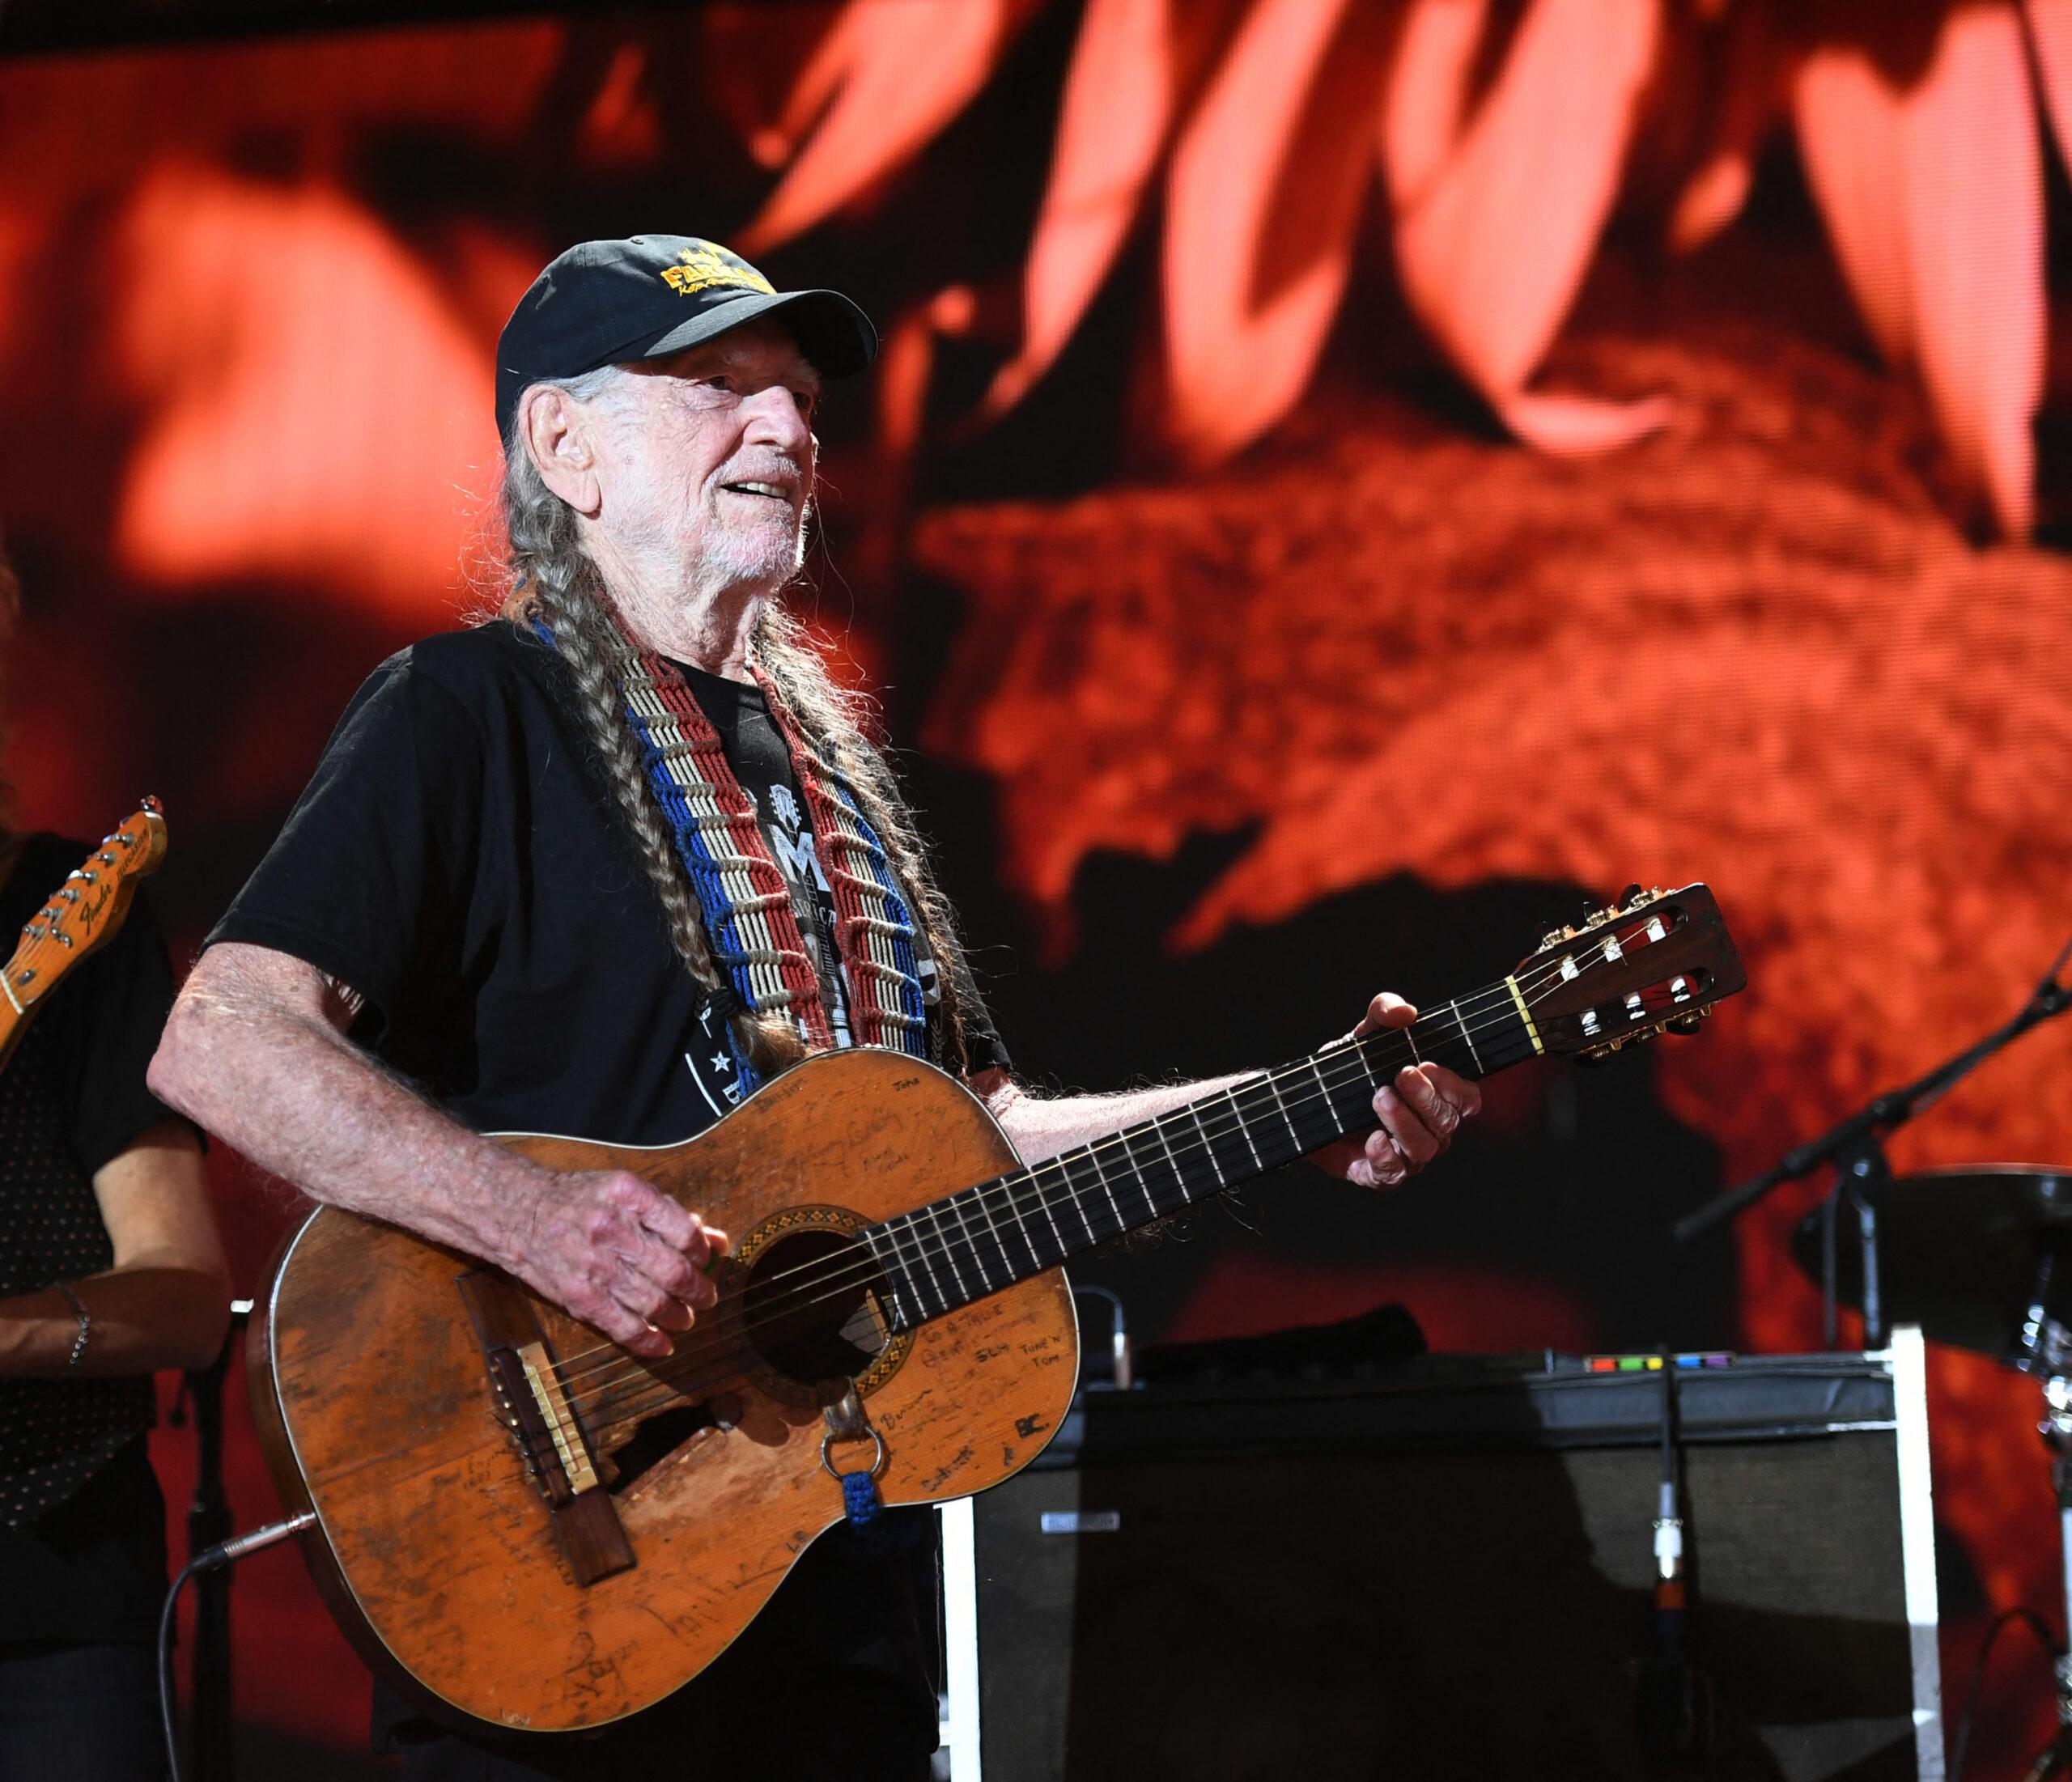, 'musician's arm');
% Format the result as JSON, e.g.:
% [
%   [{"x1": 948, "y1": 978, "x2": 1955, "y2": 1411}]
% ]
[
  {"x1": 0, "y1": 1120, "x2": 231, "y2": 1377},
  {"x1": 970, "y1": 1068, "x2": 1251, "y2": 1165},
  {"x1": 147, "y1": 942, "x2": 717, "y2": 1357},
  {"x1": 968, "y1": 993, "x2": 1481, "y2": 1188}
]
